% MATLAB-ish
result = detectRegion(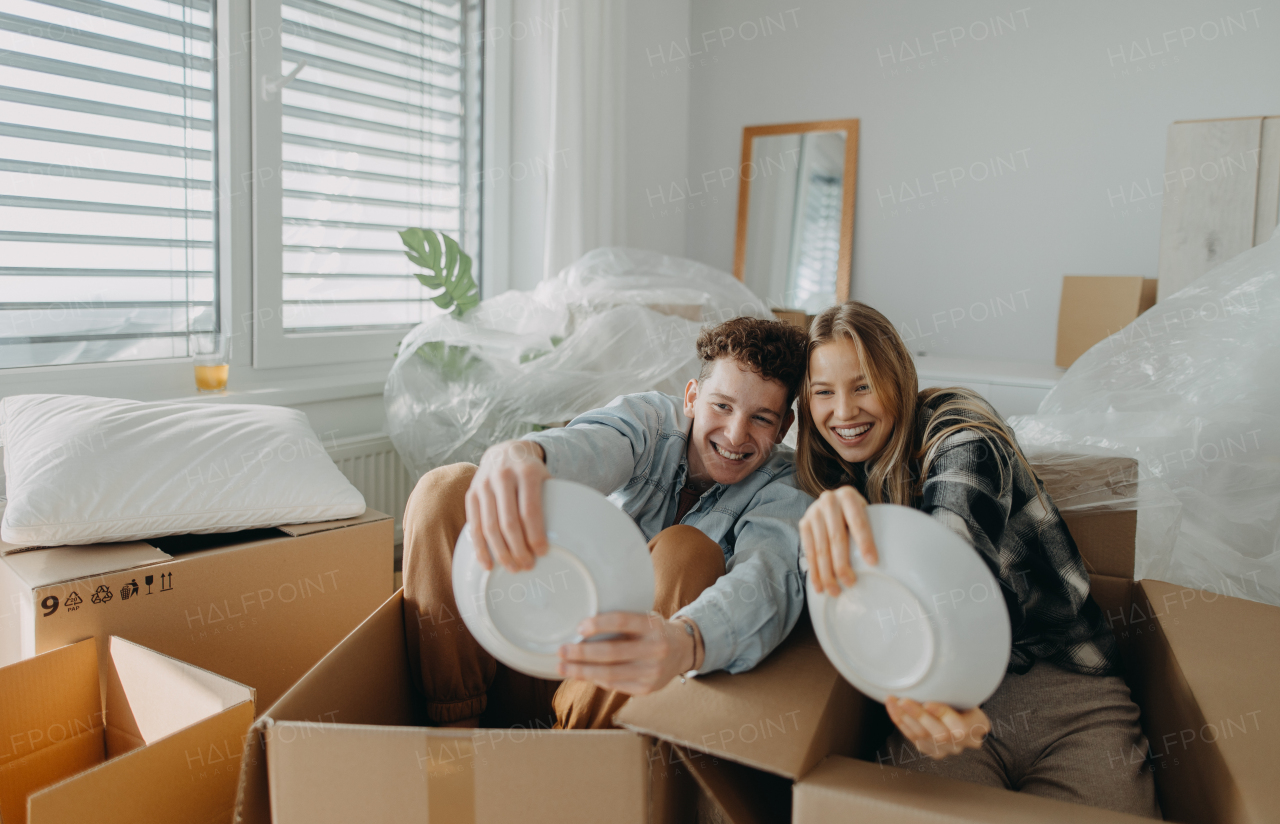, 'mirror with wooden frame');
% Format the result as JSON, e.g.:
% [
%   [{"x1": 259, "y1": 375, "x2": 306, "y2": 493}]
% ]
[{"x1": 733, "y1": 119, "x2": 859, "y2": 315}]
